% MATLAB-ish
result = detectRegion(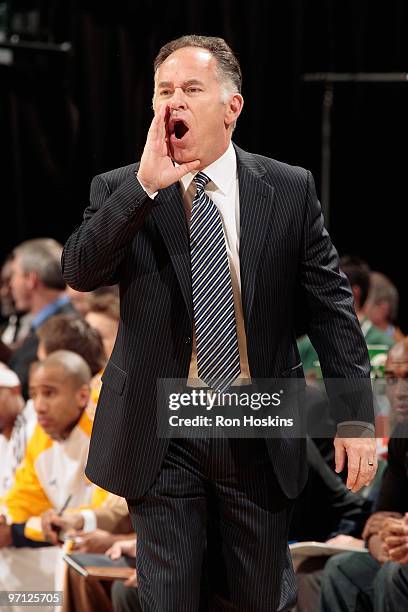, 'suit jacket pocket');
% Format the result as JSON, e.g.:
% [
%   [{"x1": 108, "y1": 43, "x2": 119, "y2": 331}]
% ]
[{"x1": 101, "y1": 361, "x2": 127, "y2": 395}]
